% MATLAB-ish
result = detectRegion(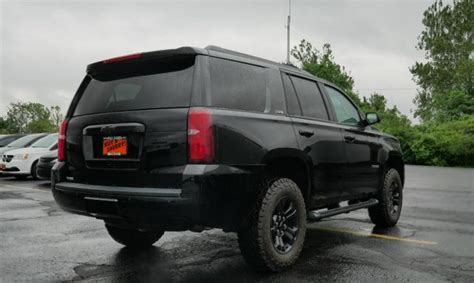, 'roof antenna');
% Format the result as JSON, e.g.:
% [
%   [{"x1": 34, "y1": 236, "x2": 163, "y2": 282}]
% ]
[{"x1": 286, "y1": 0, "x2": 291, "y2": 64}]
